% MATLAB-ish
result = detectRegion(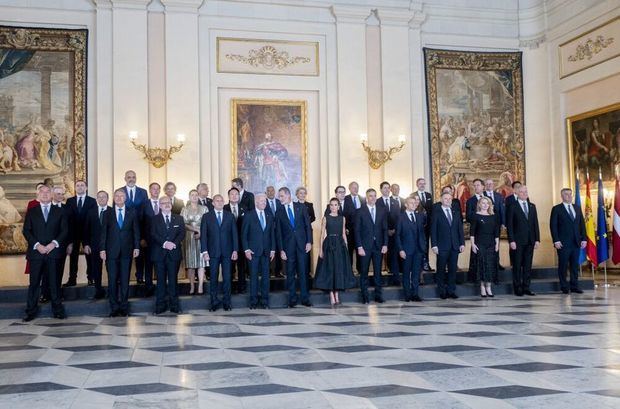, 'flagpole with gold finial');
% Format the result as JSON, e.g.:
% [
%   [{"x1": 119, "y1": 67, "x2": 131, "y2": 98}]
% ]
[
  {"x1": 600, "y1": 166, "x2": 608, "y2": 288},
  {"x1": 587, "y1": 168, "x2": 595, "y2": 284}
]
